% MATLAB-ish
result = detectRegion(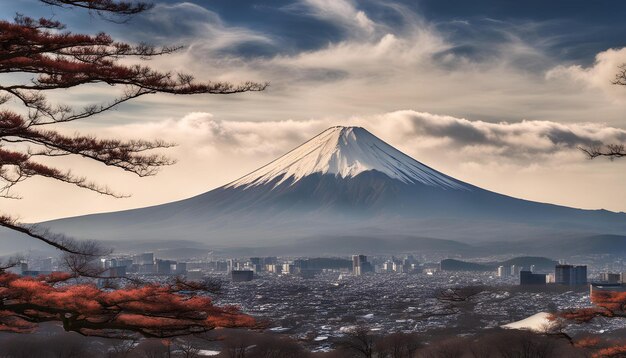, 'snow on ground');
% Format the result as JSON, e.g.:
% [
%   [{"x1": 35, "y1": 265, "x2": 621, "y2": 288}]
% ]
[{"x1": 501, "y1": 312, "x2": 553, "y2": 332}]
